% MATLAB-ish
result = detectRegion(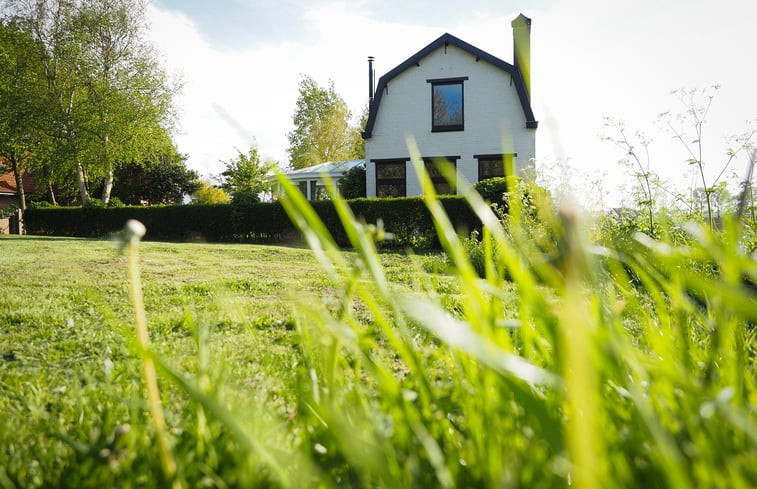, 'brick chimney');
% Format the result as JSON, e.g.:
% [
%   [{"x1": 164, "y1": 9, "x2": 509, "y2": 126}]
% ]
[{"x1": 511, "y1": 13, "x2": 532, "y2": 101}]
